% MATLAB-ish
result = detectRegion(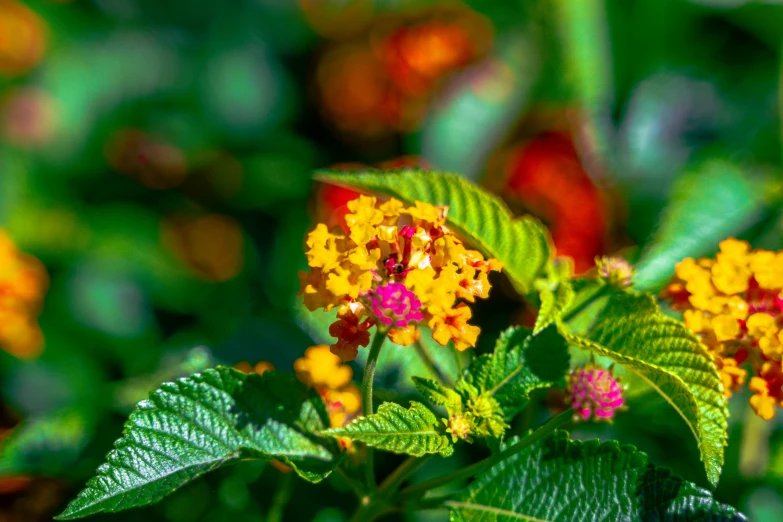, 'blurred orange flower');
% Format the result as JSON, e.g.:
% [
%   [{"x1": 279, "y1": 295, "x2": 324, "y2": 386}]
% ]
[
  {"x1": 0, "y1": 230, "x2": 47, "y2": 358},
  {"x1": 0, "y1": 0, "x2": 48, "y2": 76},
  {"x1": 161, "y1": 213, "x2": 244, "y2": 282}
]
